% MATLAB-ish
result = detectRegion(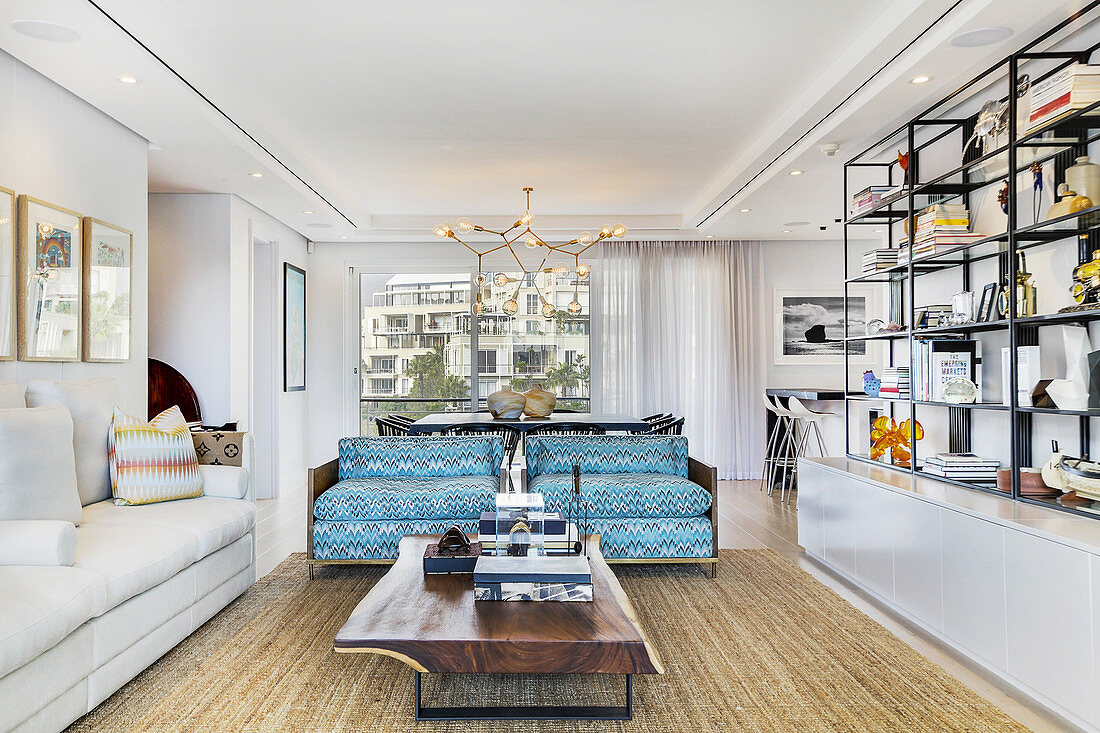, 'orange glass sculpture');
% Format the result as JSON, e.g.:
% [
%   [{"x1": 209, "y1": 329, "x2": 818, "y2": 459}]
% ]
[{"x1": 869, "y1": 416, "x2": 924, "y2": 467}]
